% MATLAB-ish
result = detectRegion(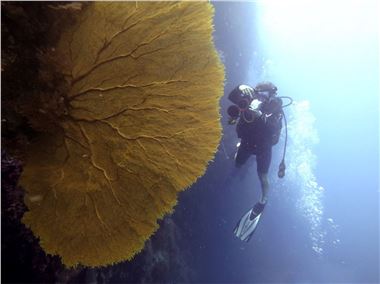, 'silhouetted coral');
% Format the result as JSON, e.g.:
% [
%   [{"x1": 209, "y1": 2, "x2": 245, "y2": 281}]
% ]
[{"x1": 9, "y1": 2, "x2": 224, "y2": 267}]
